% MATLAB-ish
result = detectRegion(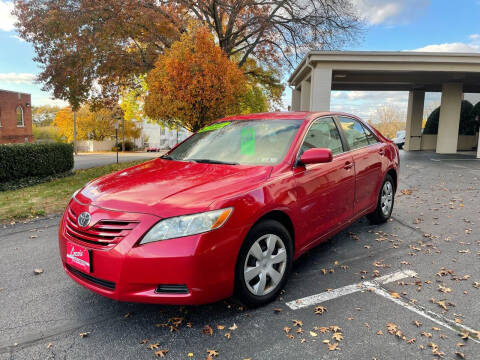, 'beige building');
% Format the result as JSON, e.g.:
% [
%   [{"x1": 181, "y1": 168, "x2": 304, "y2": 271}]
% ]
[{"x1": 288, "y1": 51, "x2": 480, "y2": 158}]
